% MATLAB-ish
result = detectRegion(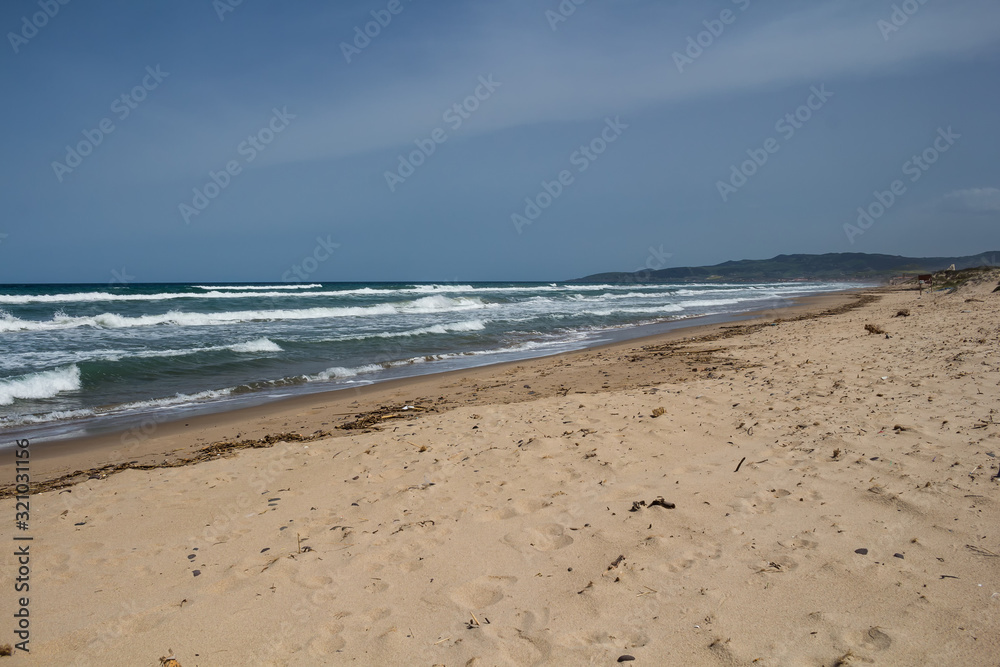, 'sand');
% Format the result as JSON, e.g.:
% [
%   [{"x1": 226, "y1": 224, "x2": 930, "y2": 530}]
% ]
[{"x1": 2, "y1": 278, "x2": 999, "y2": 665}]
